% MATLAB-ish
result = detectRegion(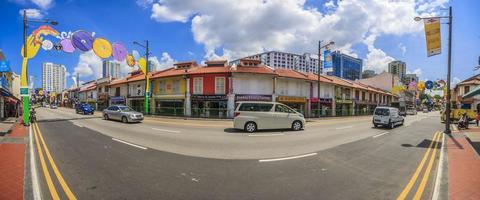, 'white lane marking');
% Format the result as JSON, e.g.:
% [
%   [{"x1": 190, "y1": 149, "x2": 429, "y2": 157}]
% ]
[
  {"x1": 335, "y1": 125, "x2": 353, "y2": 130},
  {"x1": 259, "y1": 153, "x2": 317, "y2": 162},
  {"x1": 432, "y1": 133, "x2": 446, "y2": 200},
  {"x1": 73, "y1": 123, "x2": 83, "y2": 127},
  {"x1": 372, "y1": 131, "x2": 389, "y2": 138},
  {"x1": 29, "y1": 126, "x2": 42, "y2": 200},
  {"x1": 151, "y1": 128, "x2": 180, "y2": 133},
  {"x1": 112, "y1": 138, "x2": 148, "y2": 150},
  {"x1": 248, "y1": 133, "x2": 285, "y2": 137}
]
